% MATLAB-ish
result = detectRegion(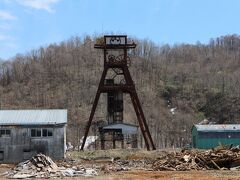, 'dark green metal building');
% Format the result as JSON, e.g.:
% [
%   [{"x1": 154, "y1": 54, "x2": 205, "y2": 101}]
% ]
[{"x1": 192, "y1": 124, "x2": 240, "y2": 149}]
